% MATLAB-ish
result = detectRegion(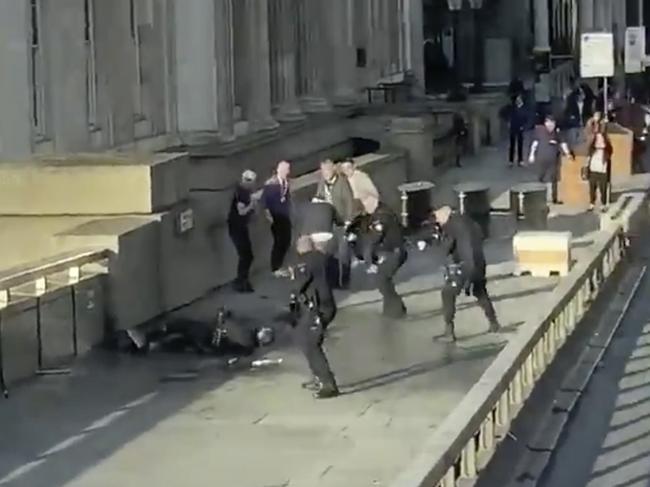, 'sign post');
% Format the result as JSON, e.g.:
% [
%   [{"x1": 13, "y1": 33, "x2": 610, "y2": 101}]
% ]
[
  {"x1": 580, "y1": 32, "x2": 615, "y2": 118},
  {"x1": 625, "y1": 26, "x2": 646, "y2": 73}
]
